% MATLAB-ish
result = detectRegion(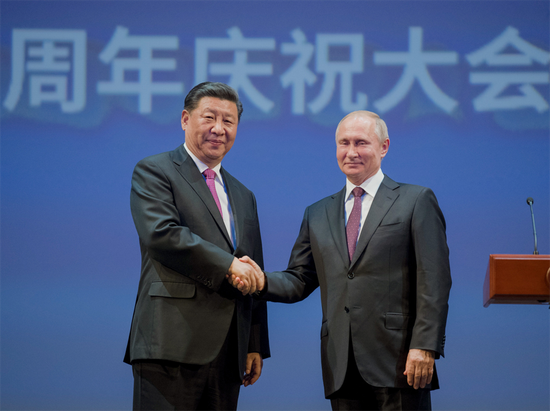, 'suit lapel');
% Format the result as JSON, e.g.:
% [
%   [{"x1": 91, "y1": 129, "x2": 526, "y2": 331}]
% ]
[
  {"x1": 221, "y1": 167, "x2": 241, "y2": 251},
  {"x1": 351, "y1": 176, "x2": 400, "y2": 267},
  {"x1": 325, "y1": 187, "x2": 350, "y2": 268},
  {"x1": 171, "y1": 146, "x2": 234, "y2": 250}
]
